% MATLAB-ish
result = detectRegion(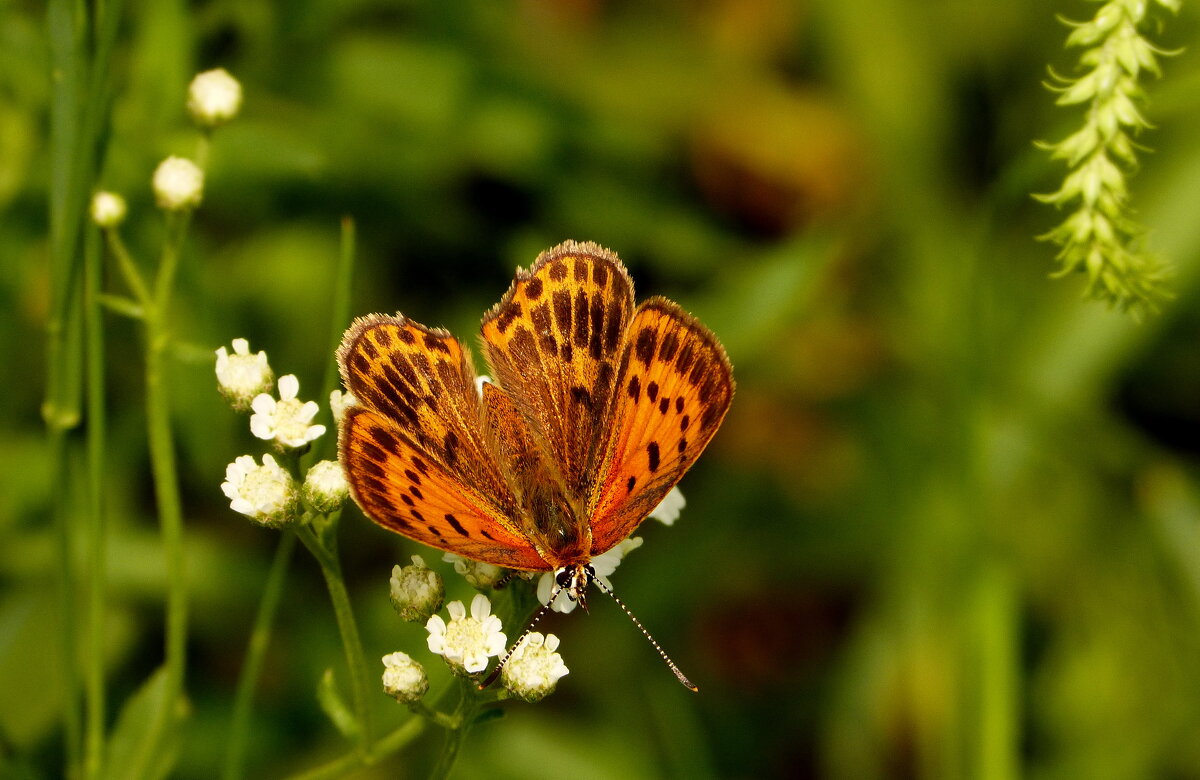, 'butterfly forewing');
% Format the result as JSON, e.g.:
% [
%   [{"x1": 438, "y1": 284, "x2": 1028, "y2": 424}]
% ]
[
  {"x1": 587, "y1": 297, "x2": 734, "y2": 556},
  {"x1": 337, "y1": 242, "x2": 733, "y2": 578},
  {"x1": 337, "y1": 314, "x2": 548, "y2": 569},
  {"x1": 480, "y1": 242, "x2": 635, "y2": 505}
]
